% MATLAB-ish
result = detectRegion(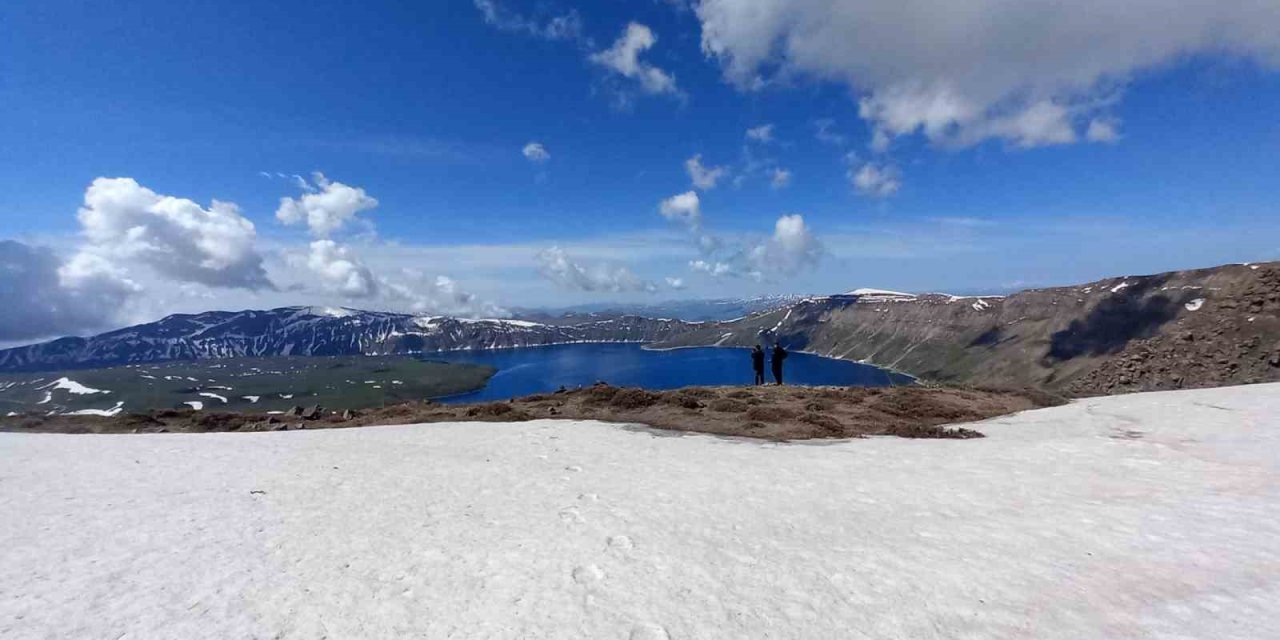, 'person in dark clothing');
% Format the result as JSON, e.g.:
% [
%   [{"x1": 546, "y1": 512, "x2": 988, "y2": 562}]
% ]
[
  {"x1": 771, "y1": 344, "x2": 787, "y2": 385},
  {"x1": 750, "y1": 345, "x2": 765, "y2": 385}
]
